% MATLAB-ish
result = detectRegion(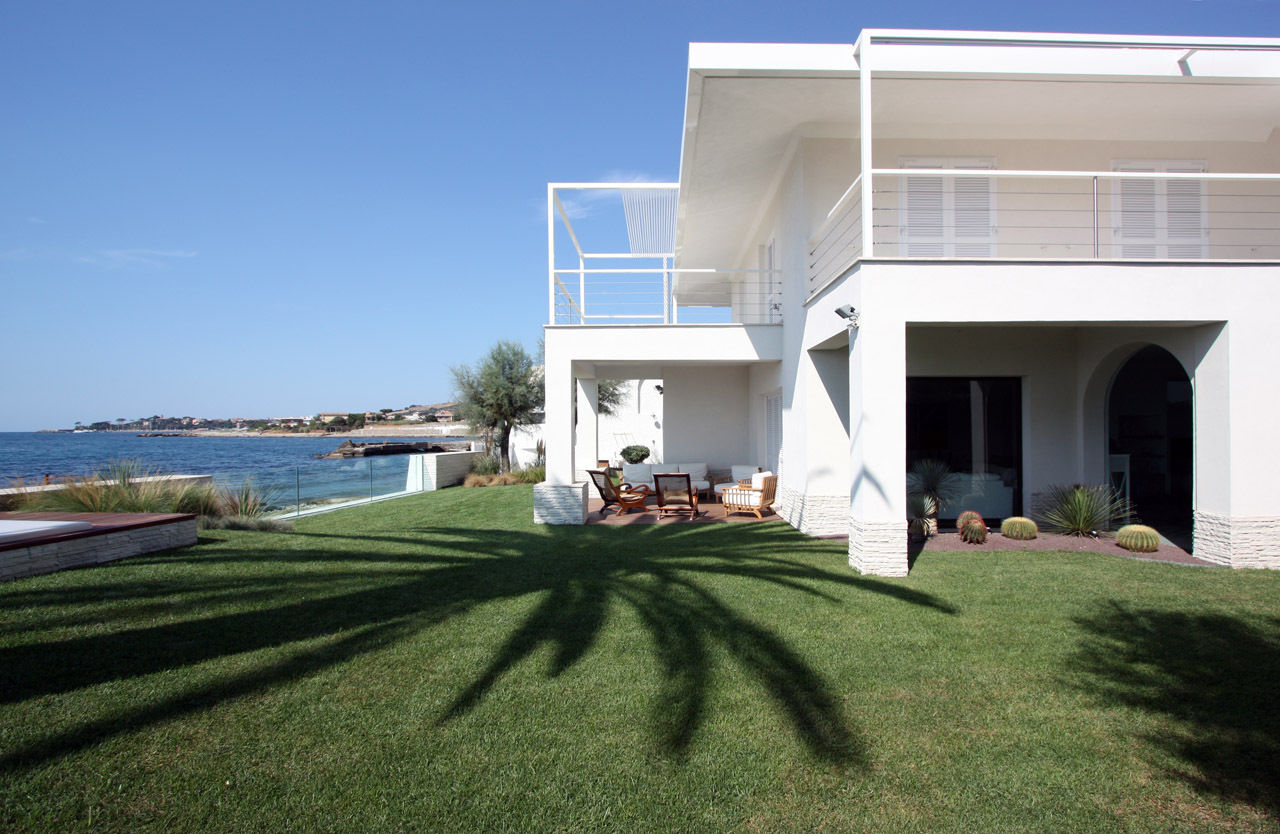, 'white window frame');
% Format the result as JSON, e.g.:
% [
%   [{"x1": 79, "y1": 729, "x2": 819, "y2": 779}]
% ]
[
  {"x1": 899, "y1": 157, "x2": 997, "y2": 257},
  {"x1": 1111, "y1": 159, "x2": 1208, "y2": 259}
]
